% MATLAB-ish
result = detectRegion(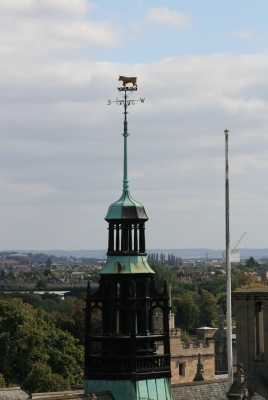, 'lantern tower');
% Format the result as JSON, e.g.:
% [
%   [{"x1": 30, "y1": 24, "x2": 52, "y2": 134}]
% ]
[{"x1": 84, "y1": 81, "x2": 172, "y2": 400}]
